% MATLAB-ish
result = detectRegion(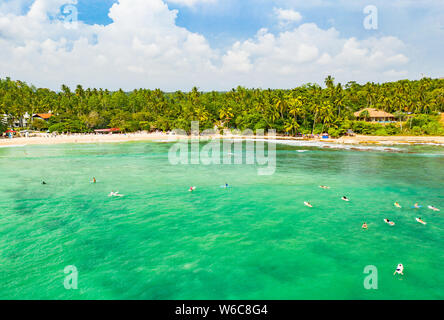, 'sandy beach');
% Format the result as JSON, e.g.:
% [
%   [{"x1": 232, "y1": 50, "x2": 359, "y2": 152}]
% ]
[
  {"x1": 0, "y1": 132, "x2": 173, "y2": 147},
  {"x1": 335, "y1": 135, "x2": 444, "y2": 145},
  {"x1": 1, "y1": 132, "x2": 444, "y2": 147}
]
